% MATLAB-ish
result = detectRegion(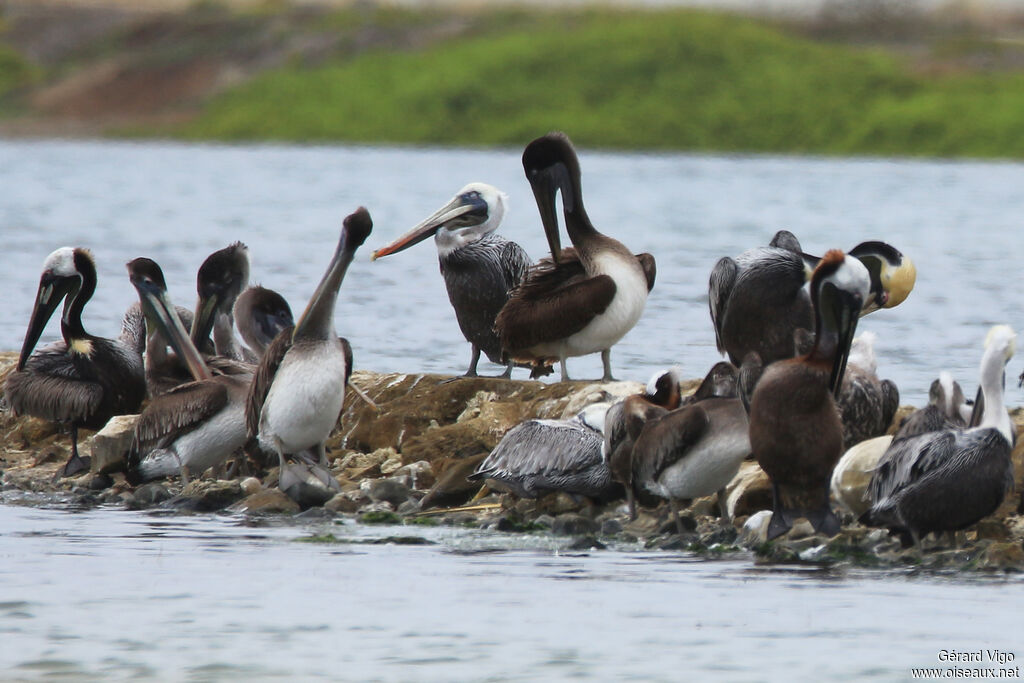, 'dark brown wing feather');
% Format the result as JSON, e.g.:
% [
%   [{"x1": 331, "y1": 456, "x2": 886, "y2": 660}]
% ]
[
  {"x1": 496, "y1": 249, "x2": 616, "y2": 355},
  {"x1": 246, "y1": 325, "x2": 294, "y2": 440},
  {"x1": 636, "y1": 252, "x2": 656, "y2": 291},
  {"x1": 131, "y1": 380, "x2": 229, "y2": 454},
  {"x1": 633, "y1": 405, "x2": 711, "y2": 484}
]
